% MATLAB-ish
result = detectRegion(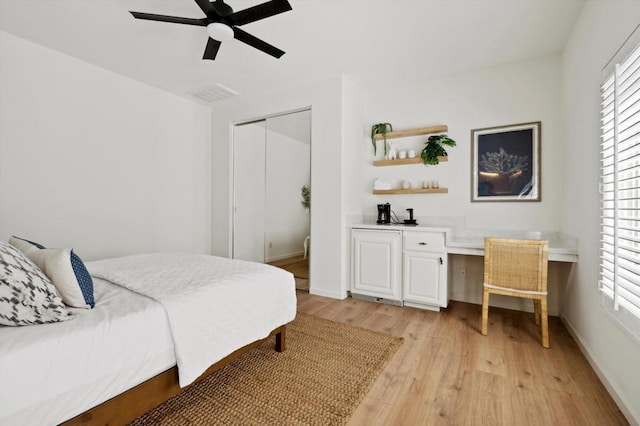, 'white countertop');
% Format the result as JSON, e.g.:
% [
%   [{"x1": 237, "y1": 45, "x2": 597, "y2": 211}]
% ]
[
  {"x1": 351, "y1": 221, "x2": 578, "y2": 263},
  {"x1": 352, "y1": 223, "x2": 452, "y2": 233}
]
